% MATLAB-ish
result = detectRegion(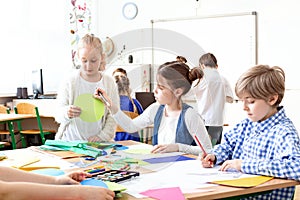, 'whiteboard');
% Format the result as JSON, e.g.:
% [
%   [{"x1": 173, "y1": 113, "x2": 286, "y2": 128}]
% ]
[{"x1": 151, "y1": 12, "x2": 257, "y2": 93}]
